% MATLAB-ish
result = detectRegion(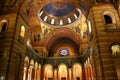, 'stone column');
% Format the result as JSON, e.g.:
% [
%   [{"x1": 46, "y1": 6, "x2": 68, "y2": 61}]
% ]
[
  {"x1": 54, "y1": 69, "x2": 57, "y2": 80},
  {"x1": 68, "y1": 69, "x2": 72, "y2": 80},
  {"x1": 34, "y1": 68, "x2": 37, "y2": 80},
  {"x1": 37, "y1": 68, "x2": 41, "y2": 80}
]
